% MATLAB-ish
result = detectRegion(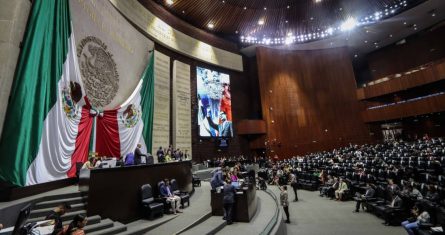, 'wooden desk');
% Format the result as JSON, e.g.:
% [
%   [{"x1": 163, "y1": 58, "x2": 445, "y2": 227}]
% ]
[
  {"x1": 82, "y1": 161, "x2": 192, "y2": 223},
  {"x1": 210, "y1": 184, "x2": 258, "y2": 222}
]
